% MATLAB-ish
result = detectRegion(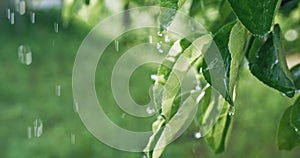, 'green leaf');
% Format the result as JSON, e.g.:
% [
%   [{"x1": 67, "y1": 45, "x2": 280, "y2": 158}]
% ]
[
  {"x1": 204, "y1": 102, "x2": 232, "y2": 153},
  {"x1": 203, "y1": 22, "x2": 236, "y2": 105},
  {"x1": 228, "y1": 21, "x2": 248, "y2": 96},
  {"x1": 290, "y1": 64, "x2": 300, "y2": 90},
  {"x1": 189, "y1": 0, "x2": 203, "y2": 17},
  {"x1": 228, "y1": 0, "x2": 281, "y2": 36},
  {"x1": 277, "y1": 105, "x2": 300, "y2": 150},
  {"x1": 247, "y1": 24, "x2": 296, "y2": 97},
  {"x1": 291, "y1": 97, "x2": 300, "y2": 135},
  {"x1": 160, "y1": 0, "x2": 179, "y2": 31},
  {"x1": 152, "y1": 90, "x2": 206, "y2": 158}
]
